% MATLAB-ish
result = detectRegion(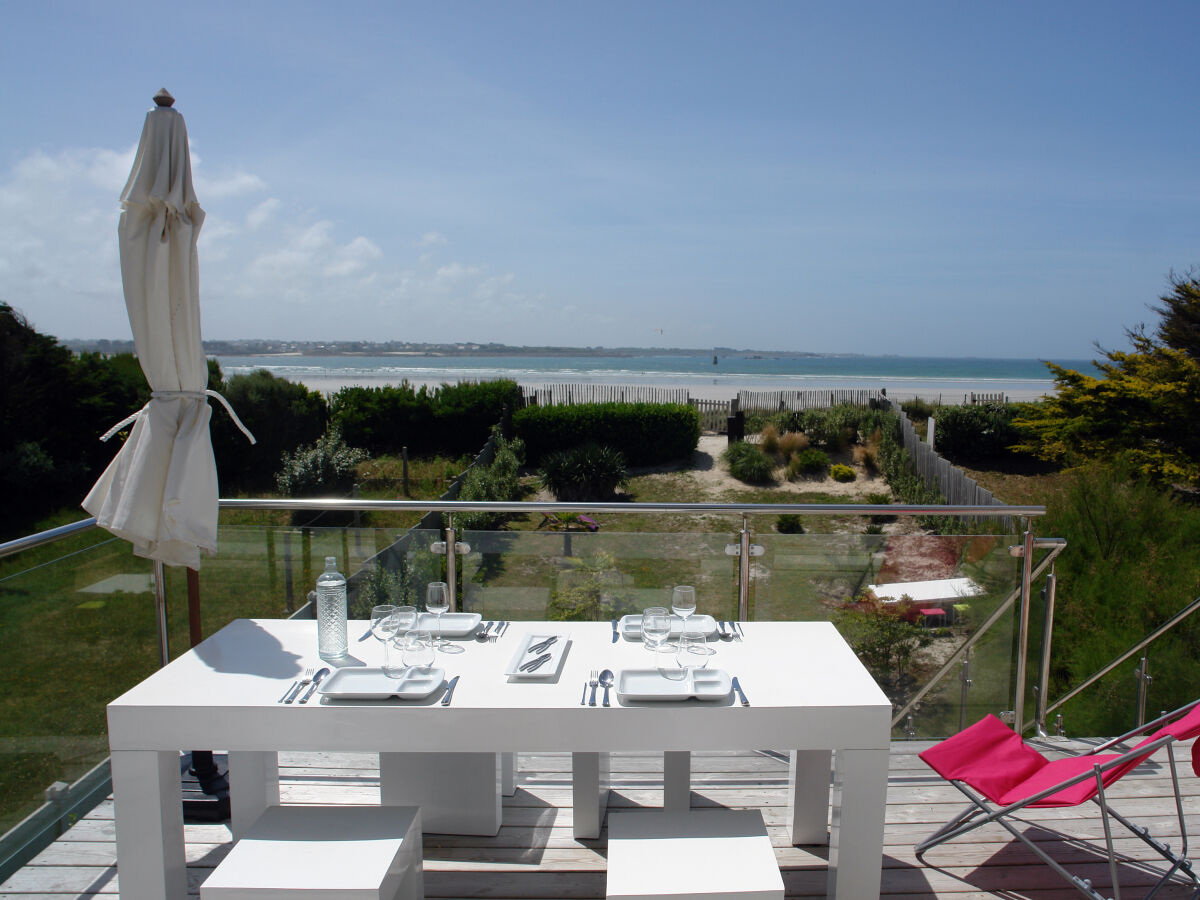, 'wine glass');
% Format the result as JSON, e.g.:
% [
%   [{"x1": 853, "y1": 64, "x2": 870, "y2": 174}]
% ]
[
  {"x1": 671, "y1": 585, "x2": 697, "y2": 628},
  {"x1": 426, "y1": 582, "x2": 450, "y2": 649},
  {"x1": 642, "y1": 606, "x2": 671, "y2": 651},
  {"x1": 401, "y1": 629, "x2": 435, "y2": 669},
  {"x1": 370, "y1": 604, "x2": 400, "y2": 677}
]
